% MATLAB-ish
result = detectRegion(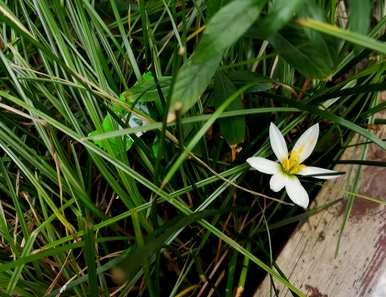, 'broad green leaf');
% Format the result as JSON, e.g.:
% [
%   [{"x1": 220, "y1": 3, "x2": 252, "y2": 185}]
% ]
[
  {"x1": 169, "y1": 55, "x2": 222, "y2": 121},
  {"x1": 349, "y1": 0, "x2": 371, "y2": 35},
  {"x1": 255, "y1": 0, "x2": 305, "y2": 39},
  {"x1": 119, "y1": 76, "x2": 171, "y2": 105},
  {"x1": 226, "y1": 71, "x2": 273, "y2": 92},
  {"x1": 269, "y1": 5, "x2": 338, "y2": 79},
  {"x1": 88, "y1": 115, "x2": 134, "y2": 152},
  {"x1": 211, "y1": 72, "x2": 272, "y2": 146},
  {"x1": 168, "y1": 0, "x2": 267, "y2": 118},
  {"x1": 194, "y1": 0, "x2": 265, "y2": 62},
  {"x1": 206, "y1": 0, "x2": 231, "y2": 20},
  {"x1": 269, "y1": 26, "x2": 336, "y2": 78},
  {"x1": 88, "y1": 72, "x2": 157, "y2": 152},
  {"x1": 213, "y1": 72, "x2": 245, "y2": 146}
]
